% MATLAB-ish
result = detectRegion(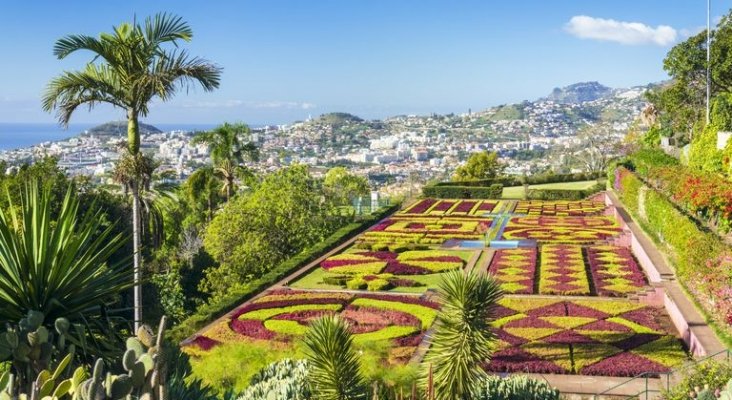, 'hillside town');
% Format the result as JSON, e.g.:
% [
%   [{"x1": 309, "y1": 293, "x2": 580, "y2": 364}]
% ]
[{"x1": 0, "y1": 82, "x2": 647, "y2": 196}]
